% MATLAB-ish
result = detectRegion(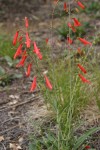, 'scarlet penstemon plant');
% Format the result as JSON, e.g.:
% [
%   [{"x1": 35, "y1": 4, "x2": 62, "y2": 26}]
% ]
[
  {"x1": 12, "y1": 1, "x2": 100, "y2": 150},
  {"x1": 12, "y1": 17, "x2": 52, "y2": 92}
]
